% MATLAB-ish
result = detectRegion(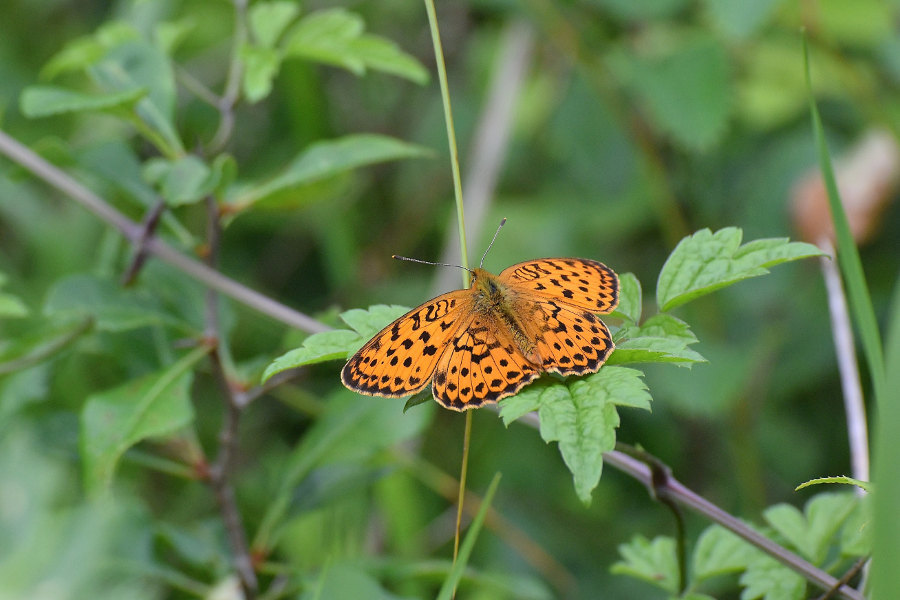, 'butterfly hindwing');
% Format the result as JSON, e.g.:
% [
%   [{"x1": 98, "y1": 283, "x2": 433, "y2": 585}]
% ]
[
  {"x1": 342, "y1": 290, "x2": 472, "y2": 397},
  {"x1": 530, "y1": 300, "x2": 615, "y2": 376},
  {"x1": 499, "y1": 258, "x2": 619, "y2": 314},
  {"x1": 431, "y1": 314, "x2": 539, "y2": 410}
]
